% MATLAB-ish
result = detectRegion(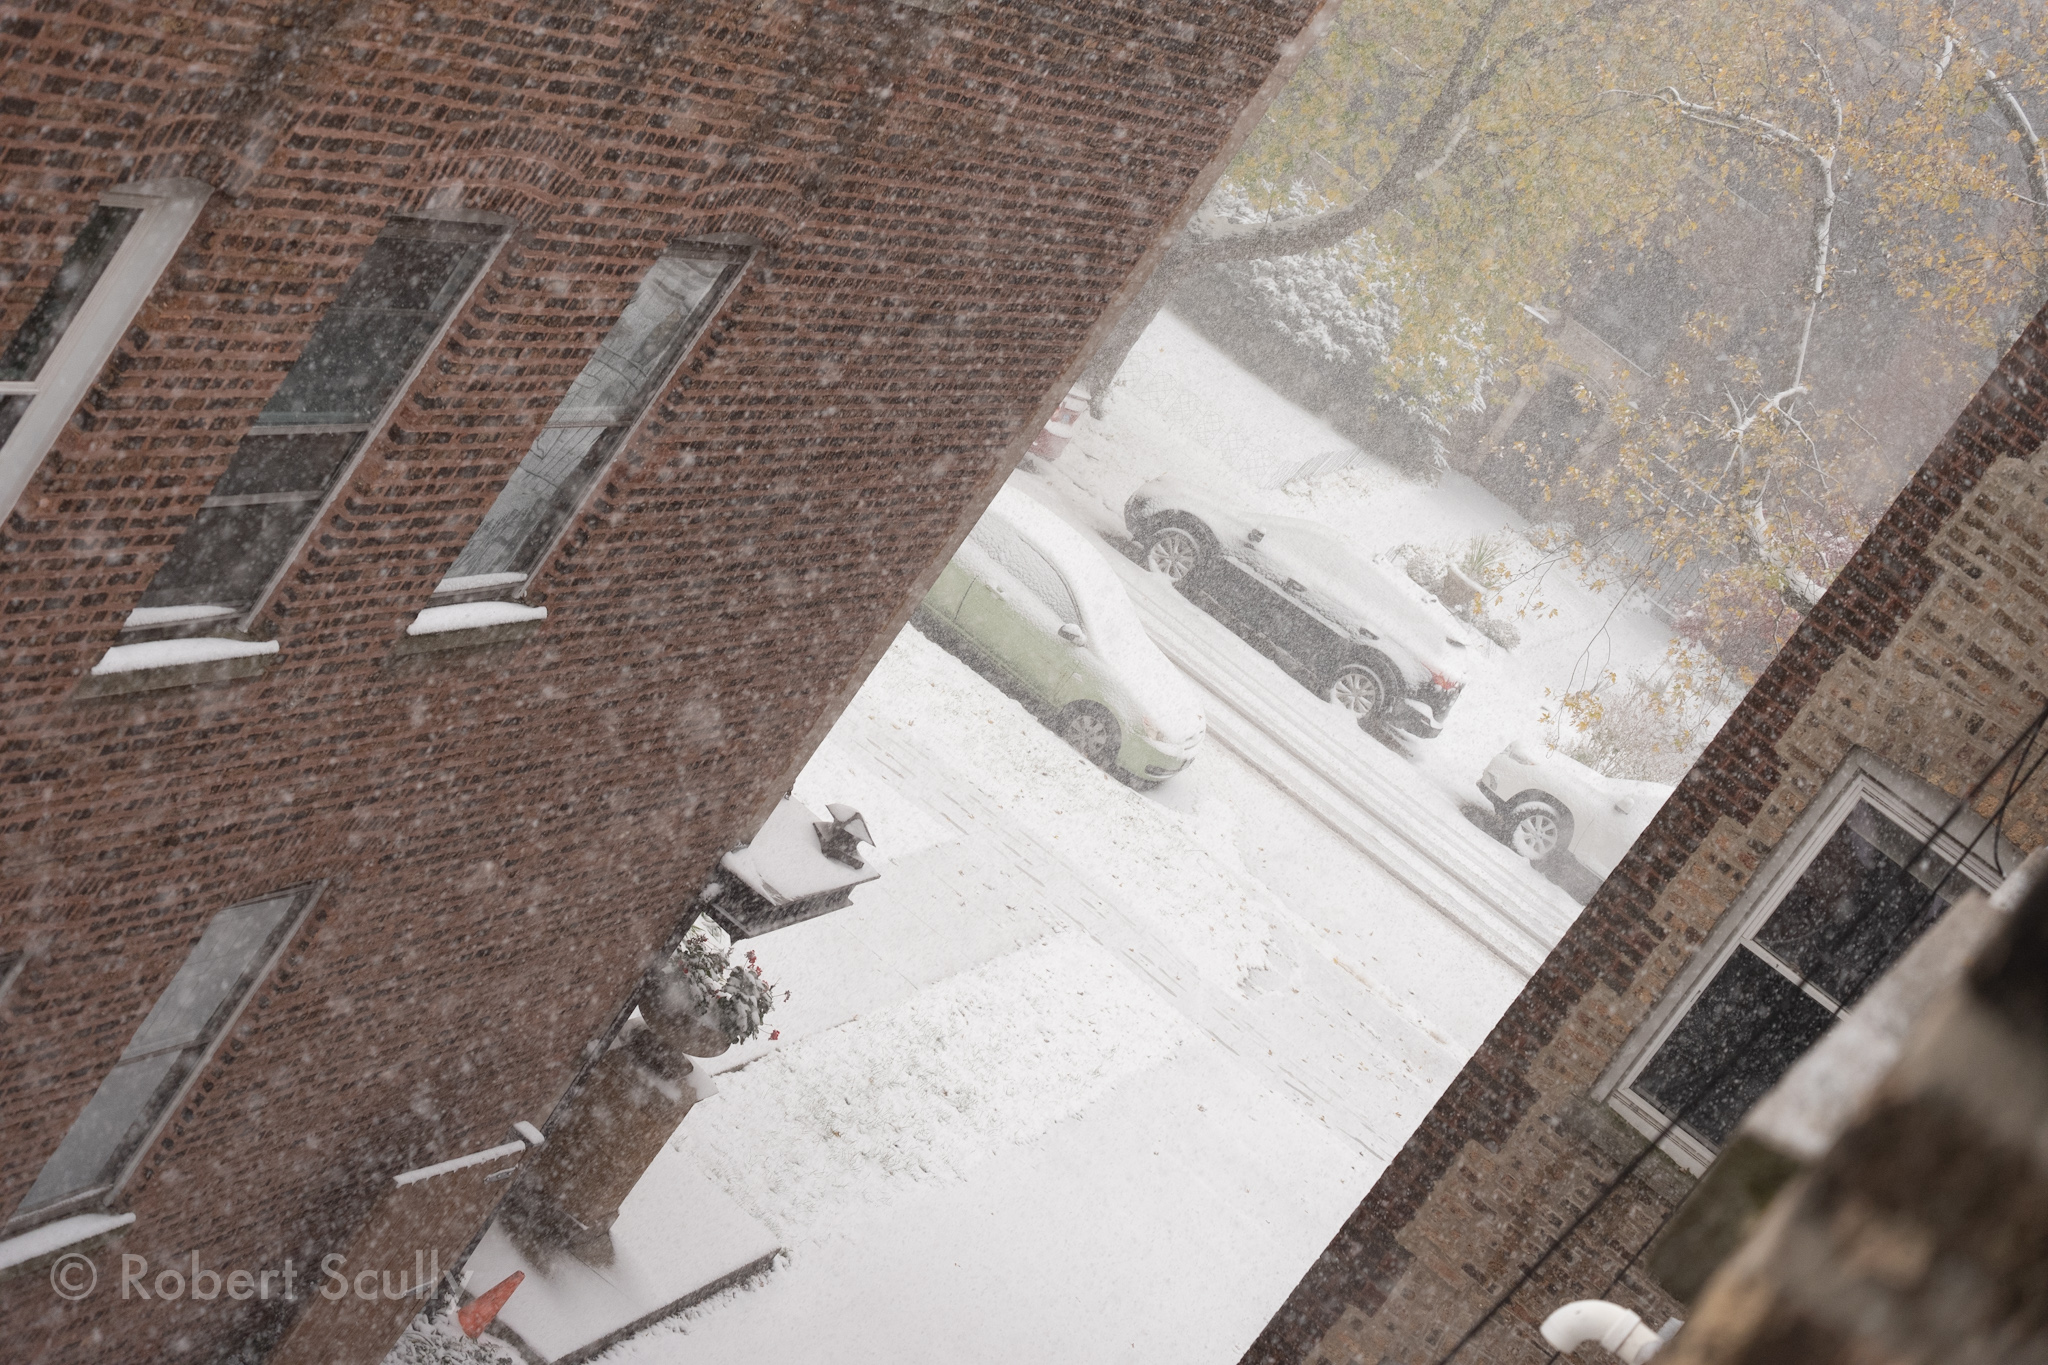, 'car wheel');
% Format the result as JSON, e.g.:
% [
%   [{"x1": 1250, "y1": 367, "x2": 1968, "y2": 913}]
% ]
[
  {"x1": 1058, "y1": 703, "x2": 1120, "y2": 769},
  {"x1": 1326, "y1": 658, "x2": 1392, "y2": 718},
  {"x1": 1506, "y1": 800, "x2": 1570, "y2": 861},
  {"x1": 1144, "y1": 526, "x2": 1204, "y2": 582}
]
